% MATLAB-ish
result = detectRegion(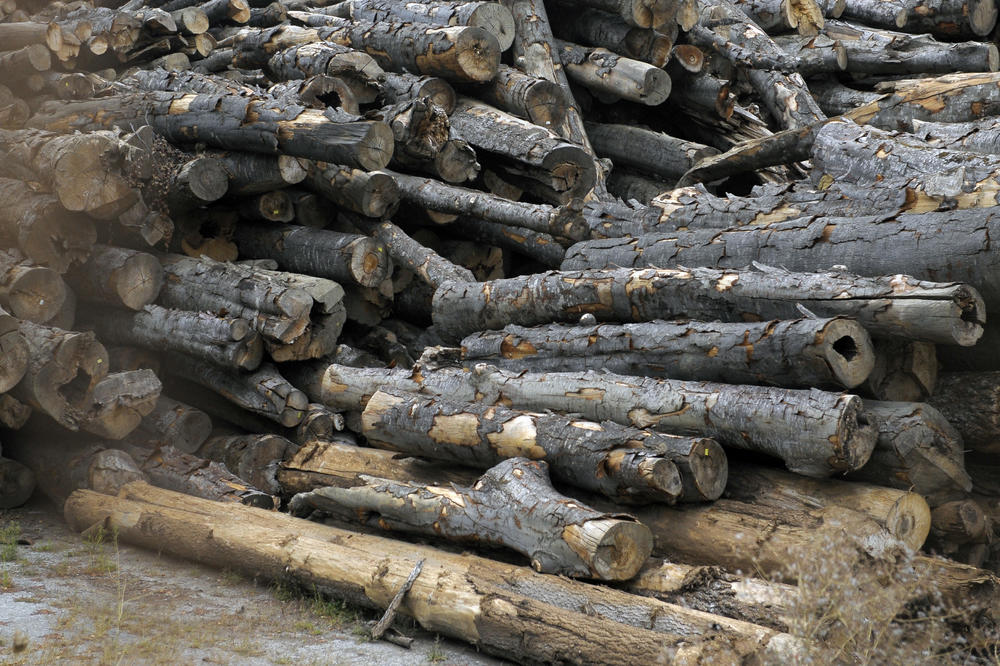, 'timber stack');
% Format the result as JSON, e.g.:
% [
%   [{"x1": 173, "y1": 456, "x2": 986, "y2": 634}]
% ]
[{"x1": 1, "y1": 0, "x2": 1000, "y2": 661}]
